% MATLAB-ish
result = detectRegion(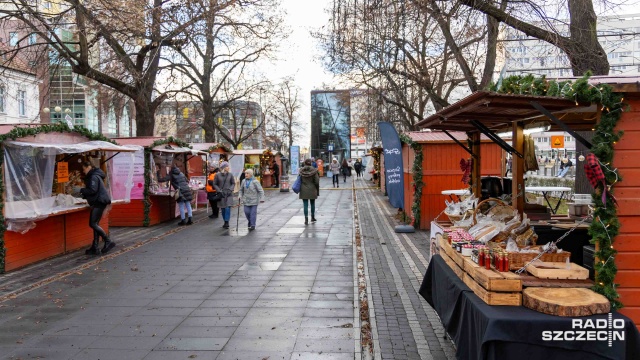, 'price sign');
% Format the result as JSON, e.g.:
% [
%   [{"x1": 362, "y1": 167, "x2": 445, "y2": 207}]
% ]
[{"x1": 57, "y1": 162, "x2": 69, "y2": 182}]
